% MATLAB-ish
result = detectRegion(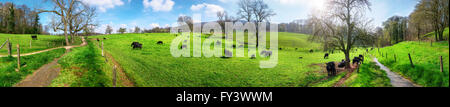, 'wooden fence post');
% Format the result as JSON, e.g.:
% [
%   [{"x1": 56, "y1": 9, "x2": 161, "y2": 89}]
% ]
[
  {"x1": 8, "y1": 40, "x2": 12, "y2": 56},
  {"x1": 408, "y1": 53, "x2": 414, "y2": 68},
  {"x1": 17, "y1": 44, "x2": 21, "y2": 71},
  {"x1": 440, "y1": 56, "x2": 443, "y2": 72},
  {"x1": 101, "y1": 41, "x2": 104, "y2": 57},
  {"x1": 394, "y1": 54, "x2": 397, "y2": 62},
  {"x1": 113, "y1": 65, "x2": 117, "y2": 87}
]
